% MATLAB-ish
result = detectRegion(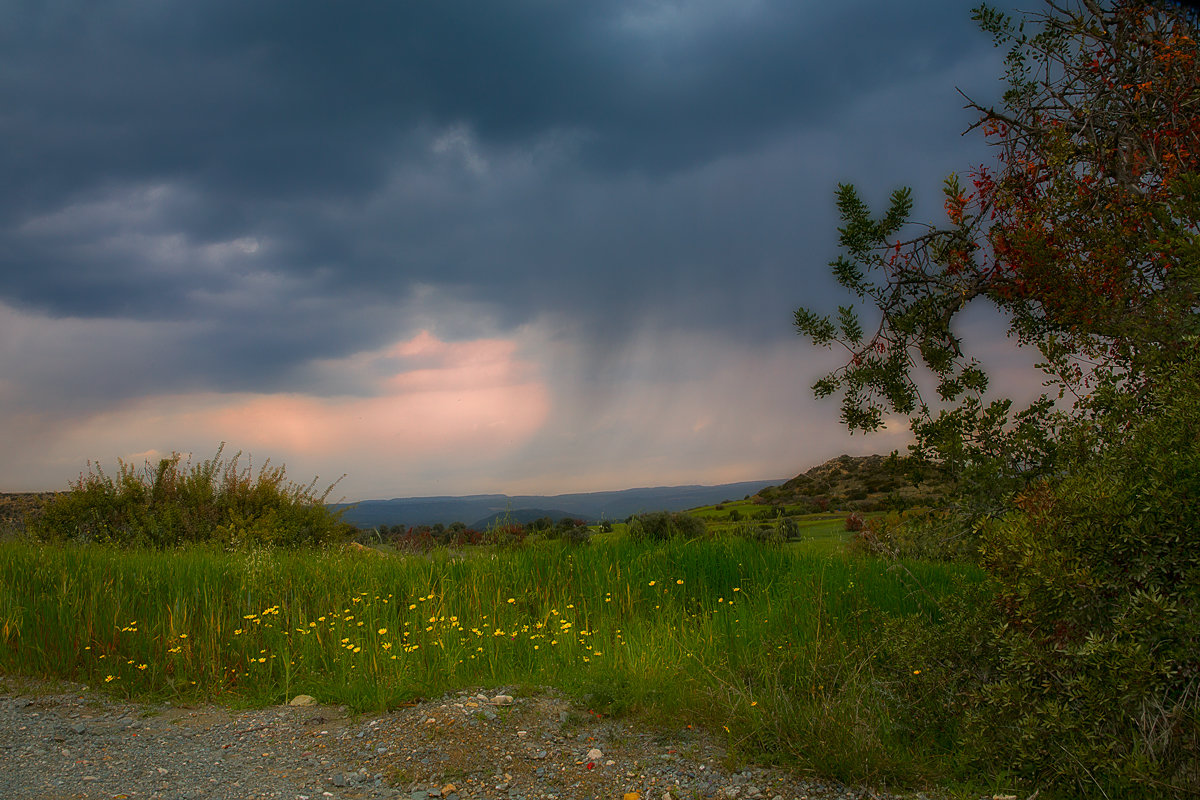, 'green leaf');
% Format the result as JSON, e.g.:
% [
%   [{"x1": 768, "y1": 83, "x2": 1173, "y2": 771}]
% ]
[
  {"x1": 836, "y1": 305, "x2": 863, "y2": 345},
  {"x1": 794, "y1": 308, "x2": 837, "y2": 346}
]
